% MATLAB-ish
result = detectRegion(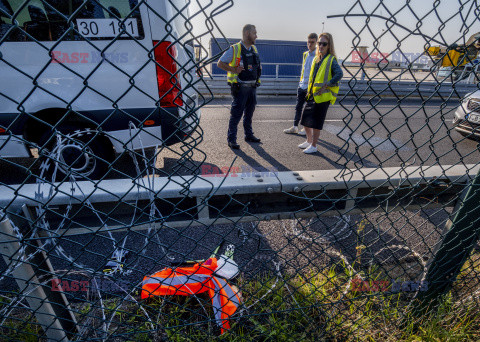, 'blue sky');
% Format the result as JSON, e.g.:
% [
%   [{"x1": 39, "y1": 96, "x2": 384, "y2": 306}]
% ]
[{"x1": 189, "y1": 0, "x2": 480, "y2": 60}]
